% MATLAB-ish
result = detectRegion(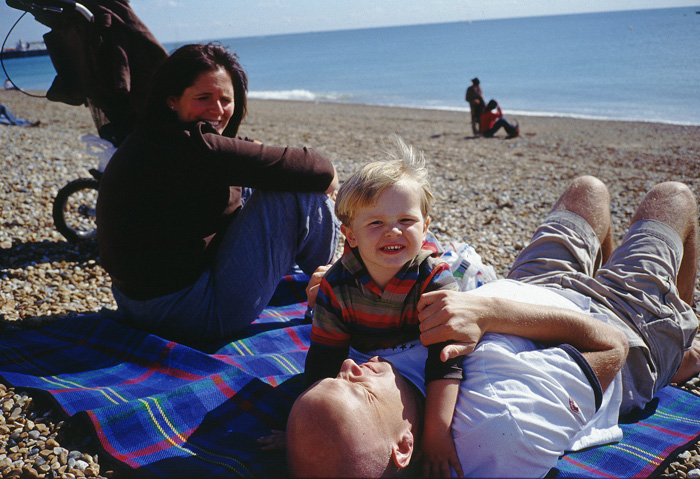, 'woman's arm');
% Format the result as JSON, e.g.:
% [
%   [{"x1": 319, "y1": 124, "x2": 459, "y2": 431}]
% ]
[
  {"x1": 417, "y1": 290, "x2": 628, "y2": 391},
  {"x1": 195, "y1": 124, "x2": 336, "y2": 191}
]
